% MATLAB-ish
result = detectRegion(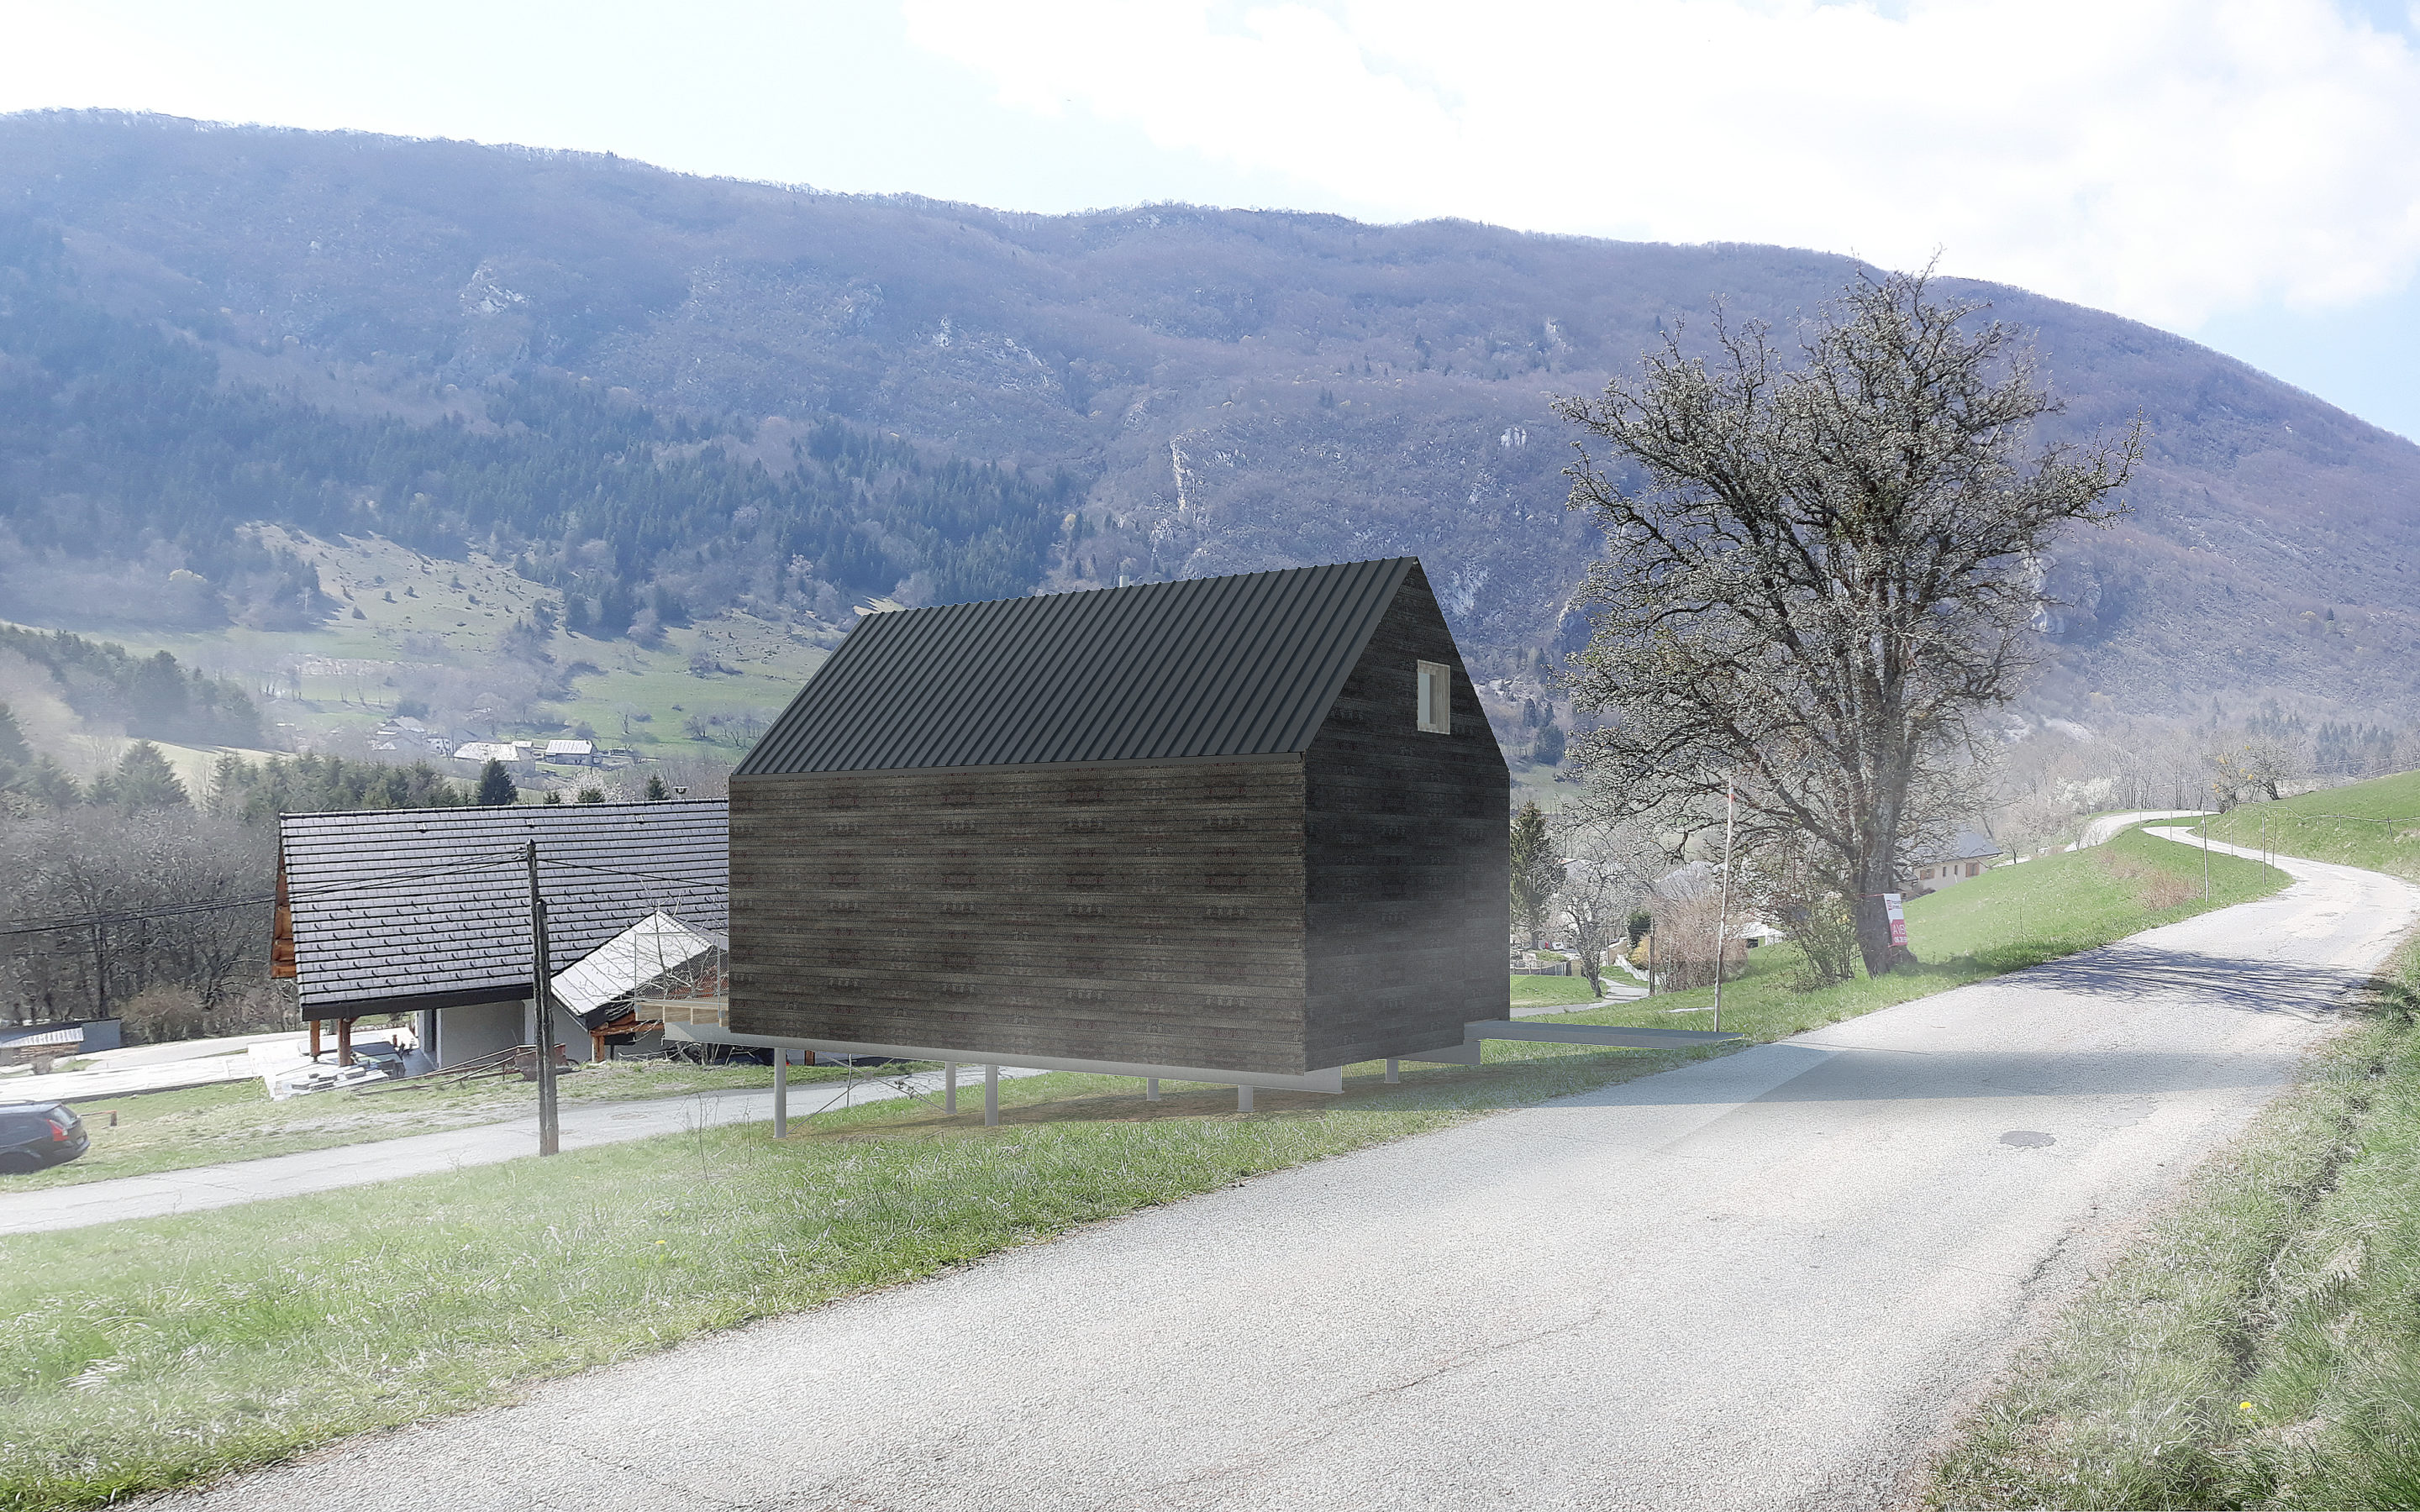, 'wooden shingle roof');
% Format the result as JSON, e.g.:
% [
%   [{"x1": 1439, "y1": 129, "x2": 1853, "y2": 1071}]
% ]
[
  {"x1": 276, "y1": 801, "x2": 727, "y2": 1016},
  {"x1": 735, "y1": 558, "x2": 1417, "y2": 776}
]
